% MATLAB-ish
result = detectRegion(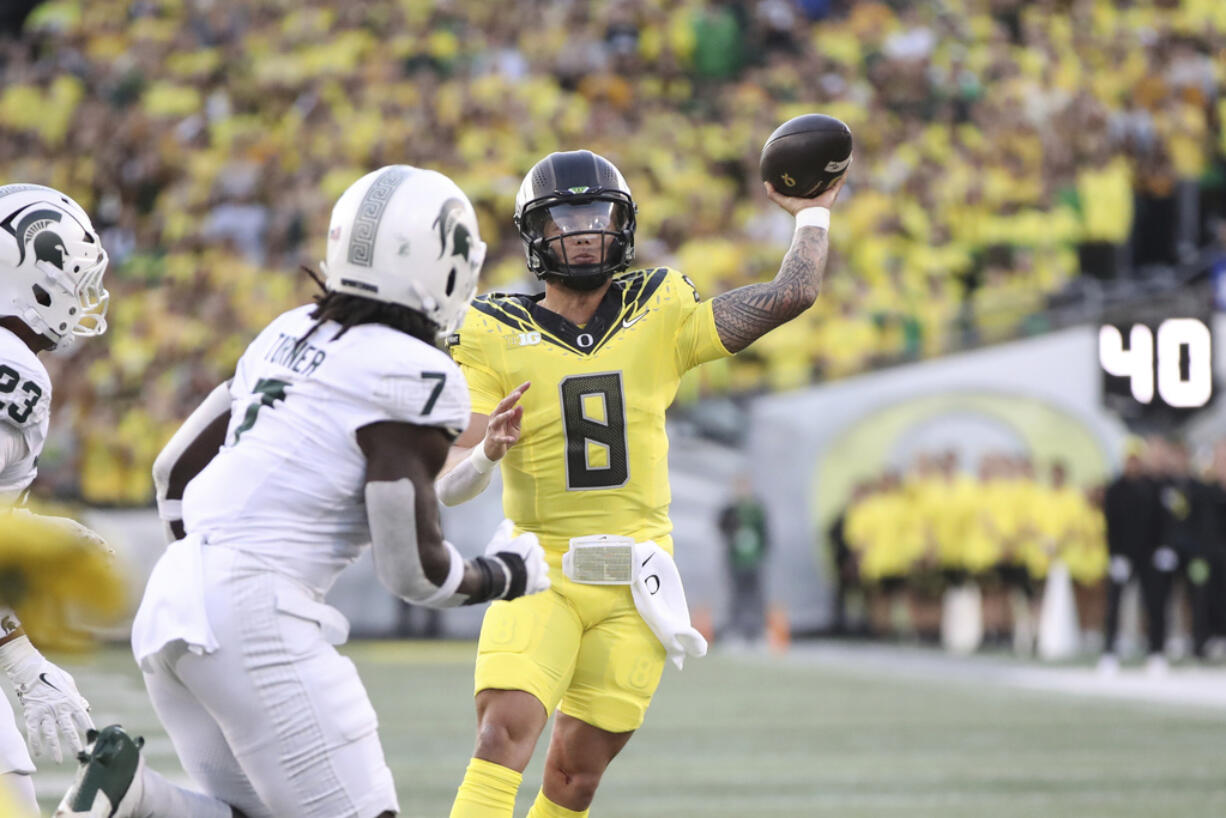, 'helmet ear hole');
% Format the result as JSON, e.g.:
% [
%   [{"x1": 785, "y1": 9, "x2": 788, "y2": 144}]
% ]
[
  {"x1": 445, "y1": 267, "x2": 456, "y2": 297},
  {"x1": 31, "y1": 285, "x2": 51, "y2": 307}
]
